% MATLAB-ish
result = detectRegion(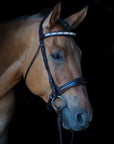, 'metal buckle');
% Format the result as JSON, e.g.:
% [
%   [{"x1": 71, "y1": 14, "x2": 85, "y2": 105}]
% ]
[{"x1": 51, "y1": 96, "x2": 67, "y2": 111}]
